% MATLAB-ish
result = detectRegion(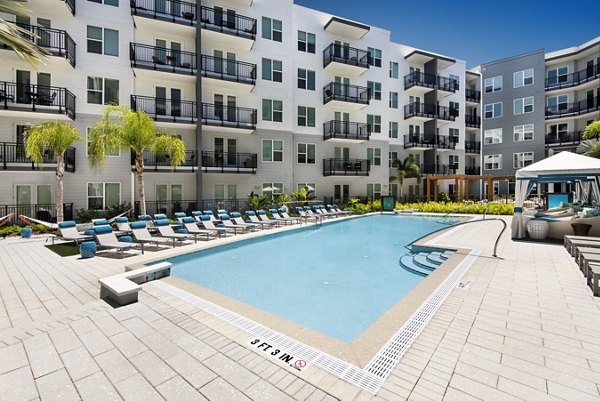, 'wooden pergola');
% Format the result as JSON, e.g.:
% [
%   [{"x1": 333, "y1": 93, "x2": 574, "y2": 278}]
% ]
[{"x1": 425, "y1": 174, "x2": 515, "y2": 201}]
